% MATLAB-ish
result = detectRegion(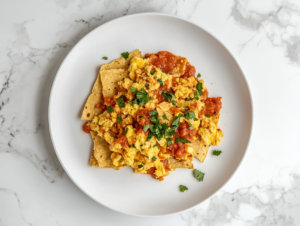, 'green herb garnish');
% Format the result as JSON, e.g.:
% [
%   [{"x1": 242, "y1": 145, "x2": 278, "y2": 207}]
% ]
[
  {"x1": 129, "y1": 99, "x2": 138, "y2": 106},
  {"x1": 185, "y1": 110, "x2": 196, "y2": 121},
  {"x1": 152, "y1": 157, "x2": 157, "y2": 161},
  {"x1": 116, "y1": 96, "x2": 125, "y2": 108},
  {"x1": 153, "y1": 144, "x2": 159, "y2": 149},
  {"x1": 179, "y1": 185, "x2": 188, "y2": 192},
  {"x1": 145, "y1": 84, "x2": 150, "y2": 89},
  {"x1": 196, "y1": 82, "x2": 203, "y2": 96},
  {"x1": 193, "y1": 169, "x2": 205, "y2": 182},
  {"x1": 162, "y1": 91, "x2": 175, "y2": 102},
  {"x1": 150, "y1": 70, "x2": 156, "y2": 75},
  {"x1": 121, "y1": 52, "x2": 129, "y2": 59},
  {"x1": 158, "y1": 79, "x2": 163, "y2": 87},
  {"x1": 102, "y1": 56, "x2": 108, "y2": 60},
  {"x1": 129, "y1": 144, "x2": 136, "y2": 148},
  {"x1": 162, "y1": 114, "x2": 168, "y2": 120},
  {"x1": 124, "y1": 127, "x2": 128, "y2": 135},
  {"x1": 166, "y1": 138, "x2": 172, "y2": 146},
  {"x1": 162, "y1": 71, "x2": 166, "y2": 73},
  {"x1": 212, "y1": 150, "x2": 222, "y2": 156},
  {"x1": 131, "y1": 87, "x2": 138, "y2": 94},
  {"x1": 143, "y1": 125, "x2": 150, "y2": 132},
  {"x1": 117, "y1": 116, "x2": 122, "y2": 124},
  {"x1": 138, "y1": 165, "x2": 143, "y2": 169},
  {"x1": 136, "y1": 89, "x2": 151, "y2": 106},
  {"x1": 197, "y1": 73, "x2": 201, "y2": 78},
  {"x1": 175, "y1": 137, "x2": 191, "y2": 144},
  {"x1": 189, "y1": 124, "x2": 194, "y2": 130},
  {"x1": 165, "y1": 128, "x2": 175, "y2": 137},
  {"x1": 107, "y1": 106, "x2": 114, "y2": 113},
  {"x1": 147, "y1": 133, "x2": 154, "y2": 141},
  {"x1": 206, "y1": 115, "x2": 211, "y2": 118},
  {"x1": 172, "y1": 100, "x2": 177, "y2": 106},
  {"x1": 171, "y1": 113, "x2": 184, "y2": 130}
]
